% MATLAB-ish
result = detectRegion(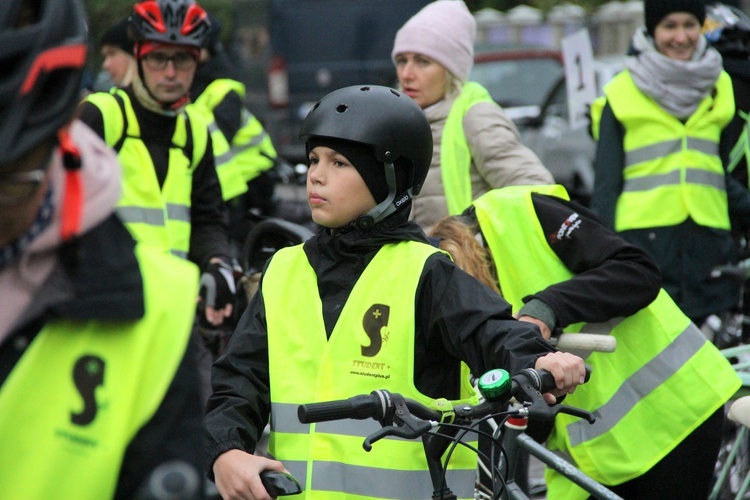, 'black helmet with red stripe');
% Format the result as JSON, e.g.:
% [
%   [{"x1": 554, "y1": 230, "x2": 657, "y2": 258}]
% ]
[
  {"x1": 0, "y1": 0, "x2": 88, "y2": 165},
  {"x1": 129, "y1": 0, "x2": 210, "y2": 49}
]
